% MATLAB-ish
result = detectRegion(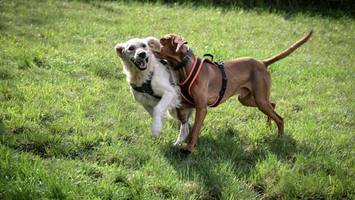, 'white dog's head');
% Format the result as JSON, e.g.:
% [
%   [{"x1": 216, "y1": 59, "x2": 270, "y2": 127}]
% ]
[{"x1": 115, "y1": 37, "x2": 161, "y2": 71}]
